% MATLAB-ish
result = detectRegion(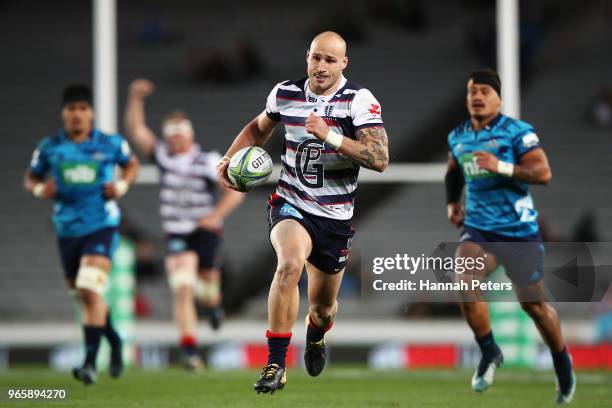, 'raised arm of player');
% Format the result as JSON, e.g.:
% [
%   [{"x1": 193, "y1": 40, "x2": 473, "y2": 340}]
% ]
[
  {"x1": 304, "y1": 113, "x2": 389, "y2": 172},
  {"x1": 473, "y1": 148, "x2": 552, "y2": 185},
  {"x1": 124, "y1": 79, "x2": 157, "y2": 156},
  {"x1": 445, "y1": 152, "x2": 465, "y2": 228},
  {"x1": 216, "y1": 111, "x2": 278, "y2": 189}
]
